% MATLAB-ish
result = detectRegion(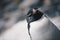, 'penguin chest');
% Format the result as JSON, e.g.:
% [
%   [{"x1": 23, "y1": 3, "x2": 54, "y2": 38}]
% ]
[{"x1": 29, "y1": 17, "x2": 60, "y2": 40}]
